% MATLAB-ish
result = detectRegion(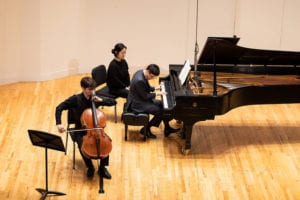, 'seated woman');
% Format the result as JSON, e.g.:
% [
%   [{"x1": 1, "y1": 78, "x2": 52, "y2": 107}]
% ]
[{"x1": 107, "y1": 43, "x2": 130, "y2": 98}]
